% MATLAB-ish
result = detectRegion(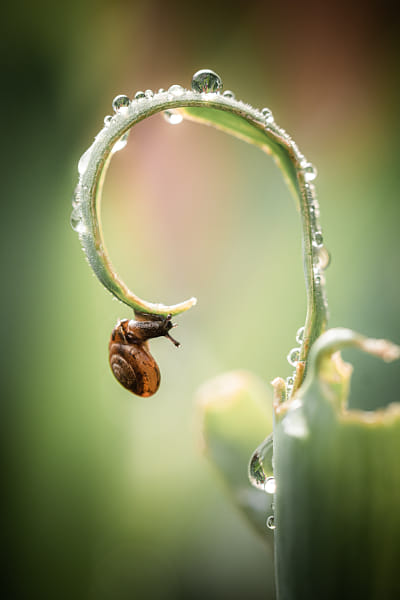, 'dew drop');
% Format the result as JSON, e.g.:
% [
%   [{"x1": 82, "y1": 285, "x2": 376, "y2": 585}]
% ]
[
  {"x1": 158, "y1": 88, "x2": 165, "y2": 93},
  {"x1": 72, "y1": 184, "x2": 81, "y2": 207},
  {"x1": 111, "y1": 132, "x2": 129, "y2": 154},
  {"x1": 318, "y1": 246, "x2": 331, "y2": 270},
  {"x1": 191, "y1": 69, "x2": 223, "y2": 93},
  {"x1": 135, "y1": 91, "x2": 145, "y2": 100},
  {"x1": 145, "y1": 89, "x2": 154, "y2": 98},
  {"x1": 266, "y1": 515, "x2": 276, "y2": 530},
  {"x1": 314, "y1": 231, "x2": 323, "y2": 246},
  {"x1": 248, "y1": 434, "x2": 273, "y2": 492},
  {"x1": 313, "y1": 268, "x2": 322, "y2": 285},
  {"x1": 286, "y1": 376, "x2": 294, "y2": 388},
  {"x1": 262, "y1": 107, "x2": 274, "y2": 124},
  {"x1": 168, "y1": 84, "x2": 185, "y2": 96},
  {"x1": 296, "y1": 326, "x2": 305, "y2": 345},
  {"x1": 286, "y1": 374, "x2": 294, "y2": 398},
  {"x1": 70, "y1": 206, "x2": 86, "y2": 234},
  {"x1": 287, "y1": 348, "x2": 300, "y2": 367},
  {"x1": 313, "y1": 246, "x2": 331, "y2": 271},
  {"x1": 265, "y1": 476, "x2": 276, "y2": 494},
  {"x1": 112, "y1": 95, "x2": 130, "y2": 112},
  {"x1": 163, "y1": 110, "x2": 183, "y2": 125},
  {"x1": 78, "y1": 147, "x2": 92, "y2": 175},
  {"x1": 303, "y1": 162, "x2": 317, "y2": 181},
  {"x1": 223, "y1": 90, "x2": 235, "y2": 99},
  {"x1": 104, "y1": 115, "x2": 113, "y2": 127},
  {"x1": 314, "y1": 231, "x2": 324, "y2": 248}
]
